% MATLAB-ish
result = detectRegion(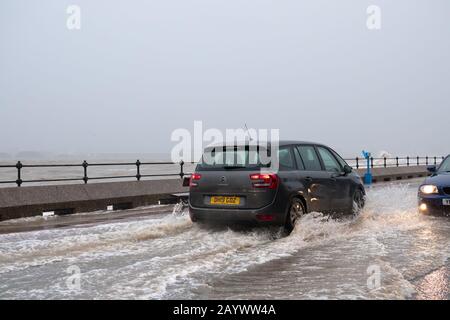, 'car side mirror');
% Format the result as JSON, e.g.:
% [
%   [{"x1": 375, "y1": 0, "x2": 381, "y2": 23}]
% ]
[
  {"x1": 343, "y1": 165, "x2": 353, "y2": 175},
  {"x1": 427, "y1": 165, "x2": 436, "y2": 173}
]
